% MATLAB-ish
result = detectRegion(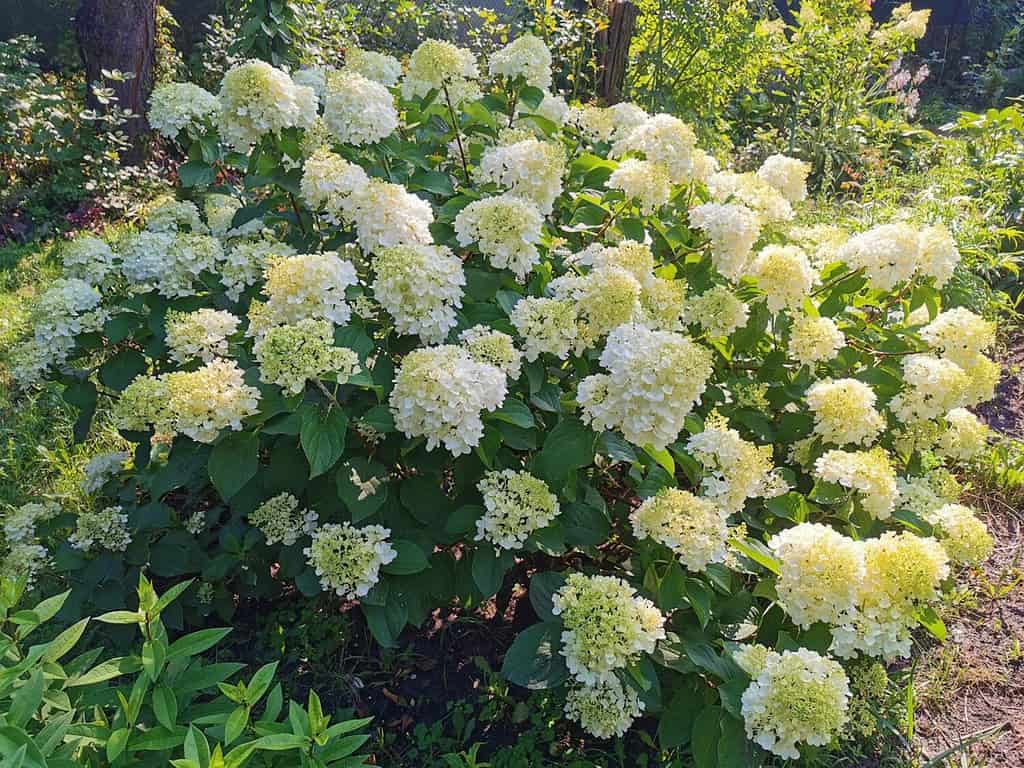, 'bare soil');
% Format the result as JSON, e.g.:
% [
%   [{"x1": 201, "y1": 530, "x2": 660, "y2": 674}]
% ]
[{"x1": 914, "y1": 341, "x2": 1024, "y2": 767}]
